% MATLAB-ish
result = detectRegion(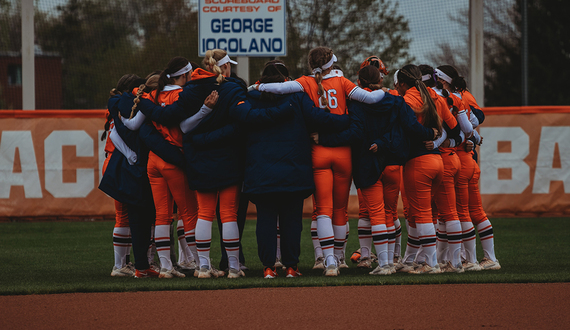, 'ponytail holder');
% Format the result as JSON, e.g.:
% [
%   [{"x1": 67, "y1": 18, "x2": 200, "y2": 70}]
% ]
[
  {"x1": 312, "y1": 67, "x2": 323, "y2": 75},
  {"x1": 166, "y1": 74, "x2": 171, "y2": 78}
]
